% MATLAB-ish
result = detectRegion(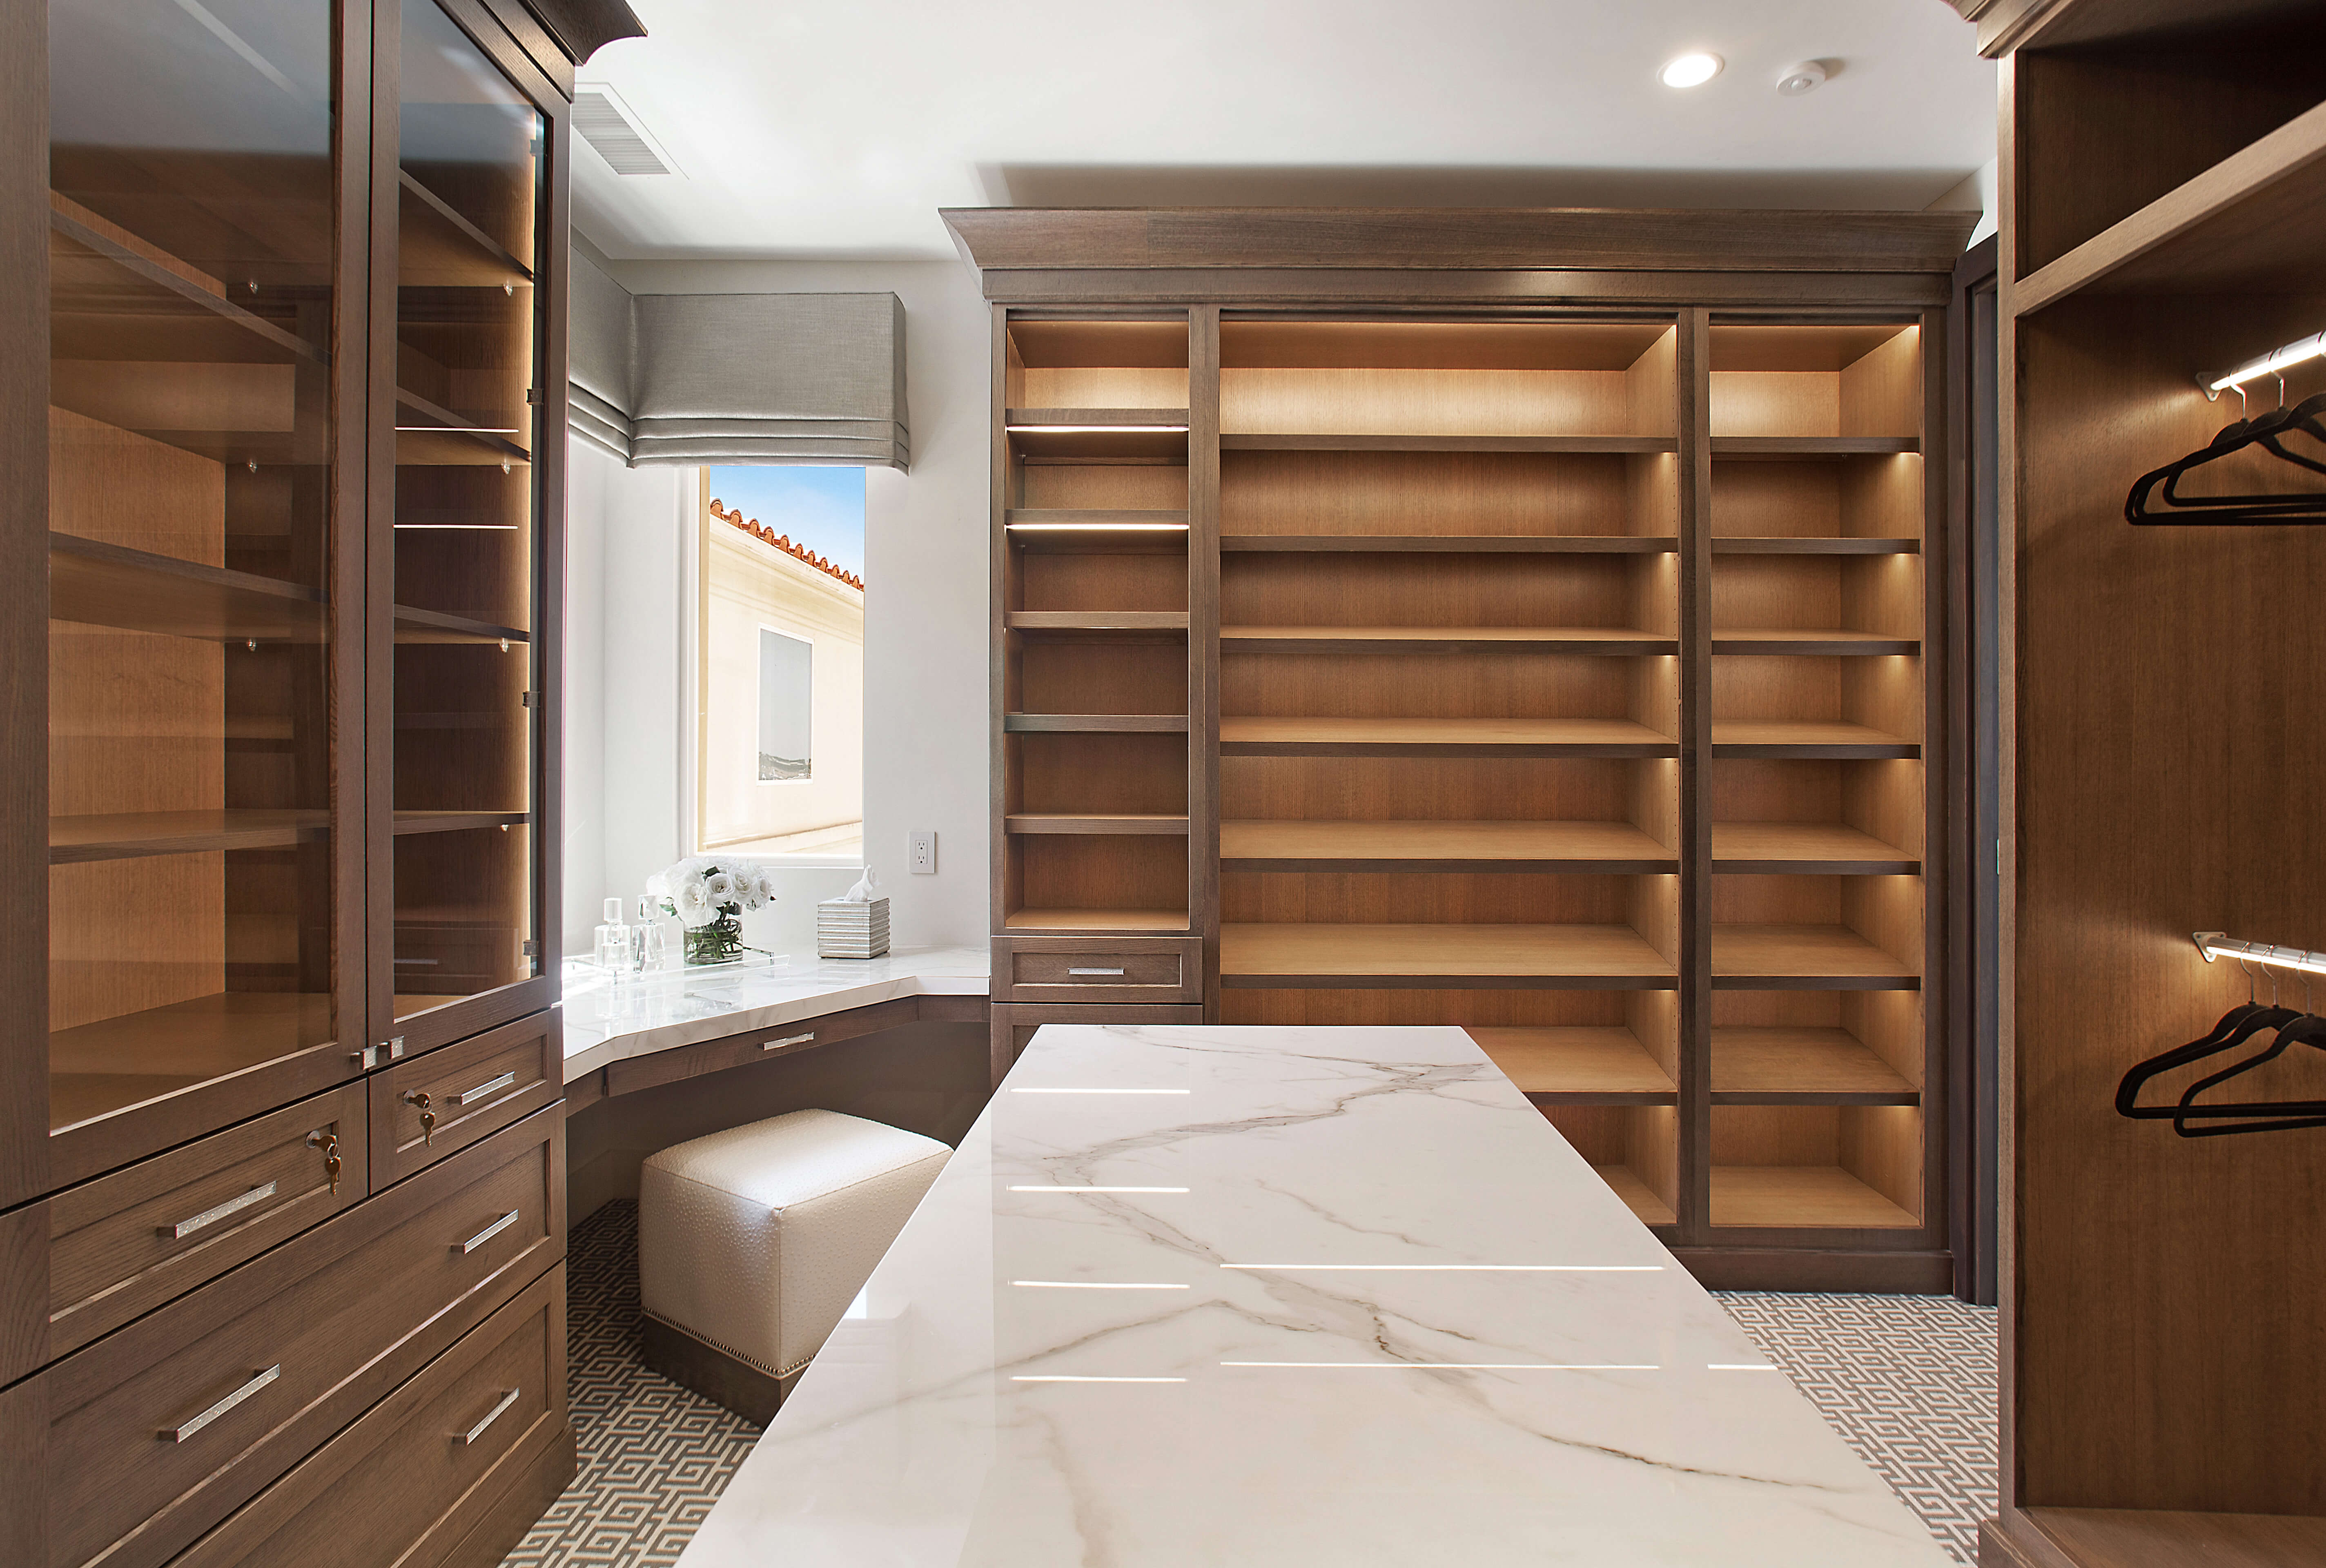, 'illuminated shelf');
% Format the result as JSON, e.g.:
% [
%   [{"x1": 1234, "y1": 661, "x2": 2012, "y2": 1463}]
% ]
[
  {"x1": 1221, "y1": 923, "x2": 1675, "y2": 988},
  {"x1": 1004, "y1": 907, "x2": 1190, "y2": 933},
  {"x1": 1712, "y1": 537, "x2": 1920, "y2": 556},
  {"x1": 1711, "y1": 1166, "x2": 1919, "y2": 1229},
  {"x1": 1711, "y1": 924, "x2": 1919, "y2": 989},
  {"x1": 1221, "y1": 818, "x2": 1673, "y2": 873},
  {"x1": 1223, "y1": 624, "x2": 1675, "y2": 655},
  {"x1": 1222, "y1": 433, "x2": 1677, "y2": 454},
  {"x1": 1472, "y1": 1026, "x2": 1676, "y2": 1103},
  {"x1": 1222, "y1": 716, "x2": 1676, "y2": 757},
  {"x1": 1710, "y1": 721, "x2": 1918, "y2": 760},
  {"x1": 1711, "y1": 436, "x2": 1920, "y2": 458},
  {"x1": 1597, "y1": 1165, "x2": 1677, "y2": 1227},
  {"x1": 1222, "y1": 534, "x2": 1677, "y2": 554},
  {"x1": 1006, "y1": 611, "x2": 1189, "y2": 632},
  {"x1": 1711, "y1": 628, "x2": 1919, "y2": 657},
  {"x1": 1006, "y1": 408, "x2": 1189, "y2": 461},
  {"x1": 1004, "y1": 713, "x2": 1189, "y2": 734},
  {"x1": 50, "y1": 533, "x2": 324, "y2": 644},
  {"x1": 1007, "y1": 814, "x2": 1189, "y2": 835},
  {"x1": 1711, "y1": 1027, "x2": 1918, "y2": 1105},
  {"x1": 1710, "y1": 822, "x2": 1919, "y2": 874}
]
